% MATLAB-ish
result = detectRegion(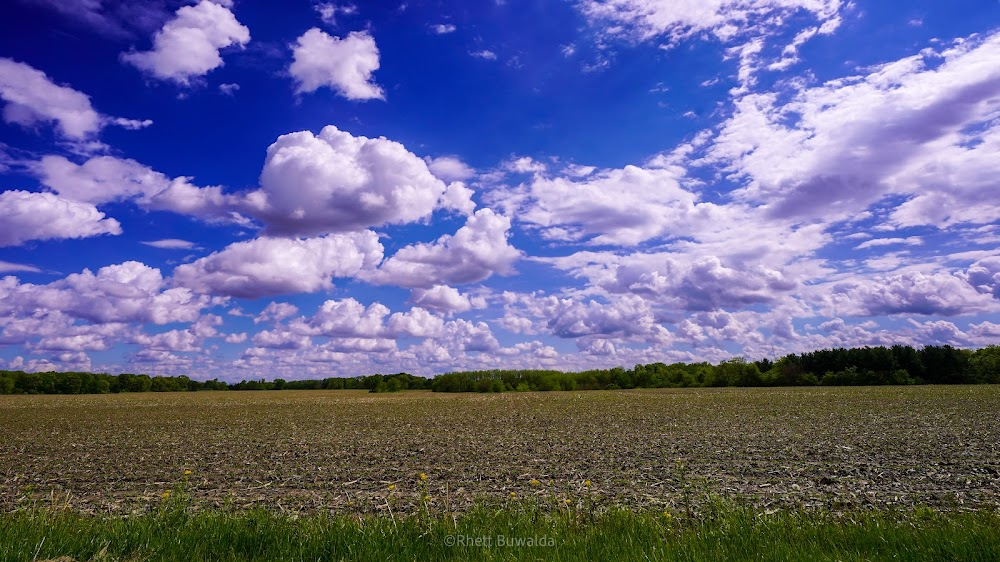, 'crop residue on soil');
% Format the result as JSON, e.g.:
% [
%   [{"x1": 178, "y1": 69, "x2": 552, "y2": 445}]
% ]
[{"x1": 1, "y1": 386, "x2": 997, "y2": 514}]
